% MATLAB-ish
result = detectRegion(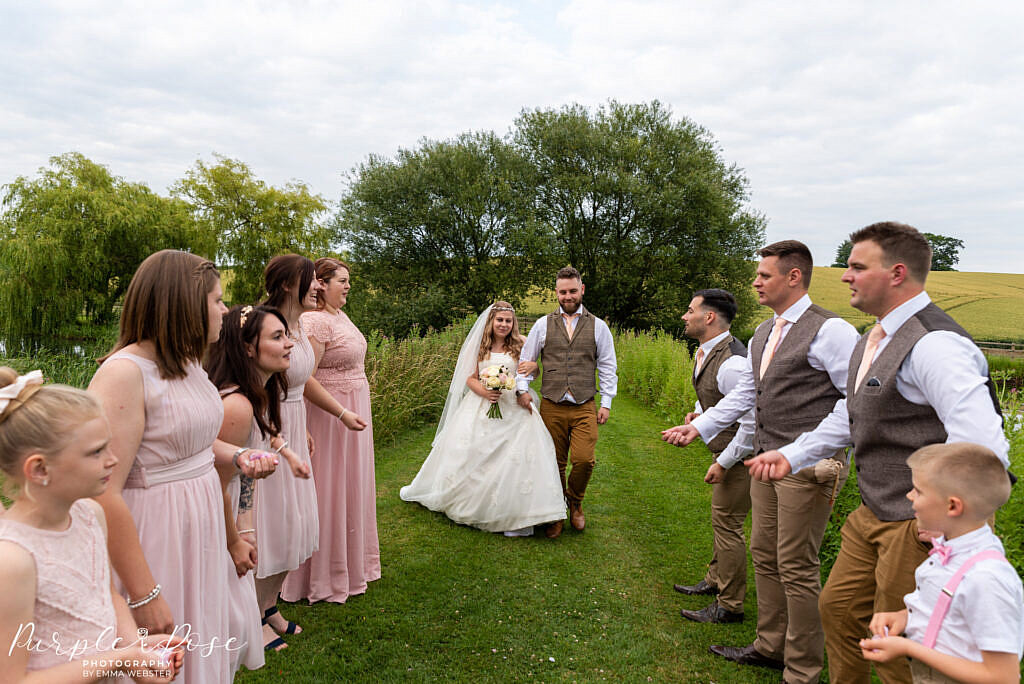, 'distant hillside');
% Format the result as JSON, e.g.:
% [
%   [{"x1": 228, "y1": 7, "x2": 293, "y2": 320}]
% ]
[{"x1": 765, "y1": 267, "x2": 1024, "y2": 342}]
